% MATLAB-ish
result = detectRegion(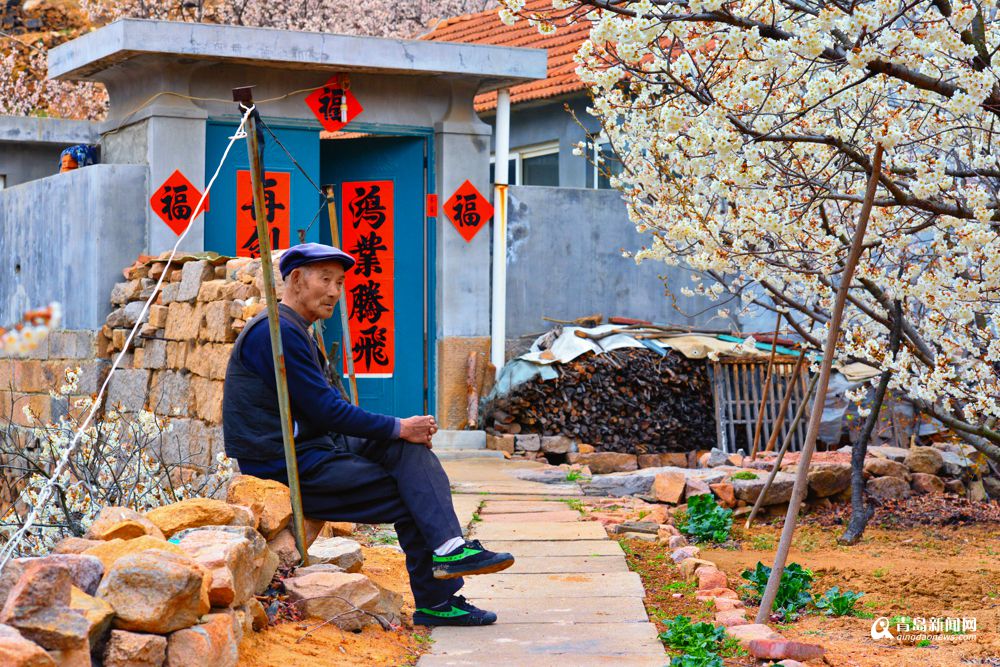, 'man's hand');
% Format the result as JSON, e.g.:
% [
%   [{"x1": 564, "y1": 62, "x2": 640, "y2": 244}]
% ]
[{"x1": 400, "y1": 415, "x2": 438, "y2": 448}]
